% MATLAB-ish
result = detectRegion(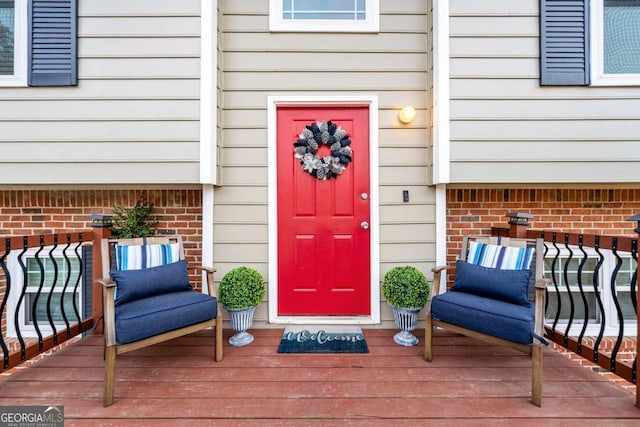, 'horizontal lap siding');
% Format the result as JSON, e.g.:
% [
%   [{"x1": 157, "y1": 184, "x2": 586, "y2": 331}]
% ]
[
  {"x1": 0, "y1": 0, "x2": 201, "y2": 184},
  {"x1": 219, "y1": 0, "x2": 435, "y2": 327},
  {"x1": 449, "y1": 0, "x2": 640, "y2": 184}
]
